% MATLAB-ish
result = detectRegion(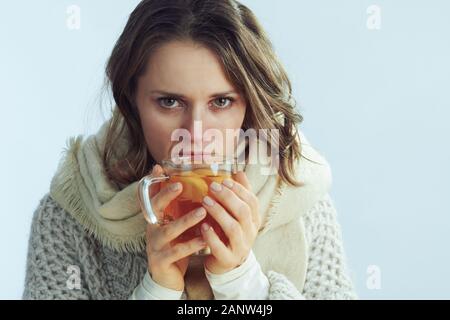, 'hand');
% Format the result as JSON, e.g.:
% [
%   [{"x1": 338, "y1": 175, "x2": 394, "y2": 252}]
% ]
[
  {"x1": 200, "y1": 171, "x2": 261, "y2": 275},
  {"x1": 145, "y1": 164, "x2": 208, "y2": 291}
]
